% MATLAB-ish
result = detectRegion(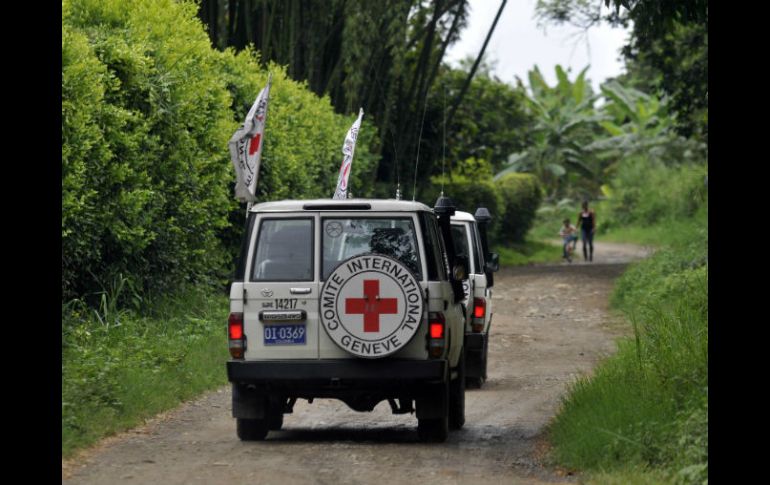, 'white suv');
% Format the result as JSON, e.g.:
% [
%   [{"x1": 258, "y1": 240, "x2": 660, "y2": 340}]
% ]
[
  {"x1": 451, "y1": 208, "x2": 499, "y2": 387},
  {"x1": 227, "y1": 198, "x2": 469, "y2": 442}
]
